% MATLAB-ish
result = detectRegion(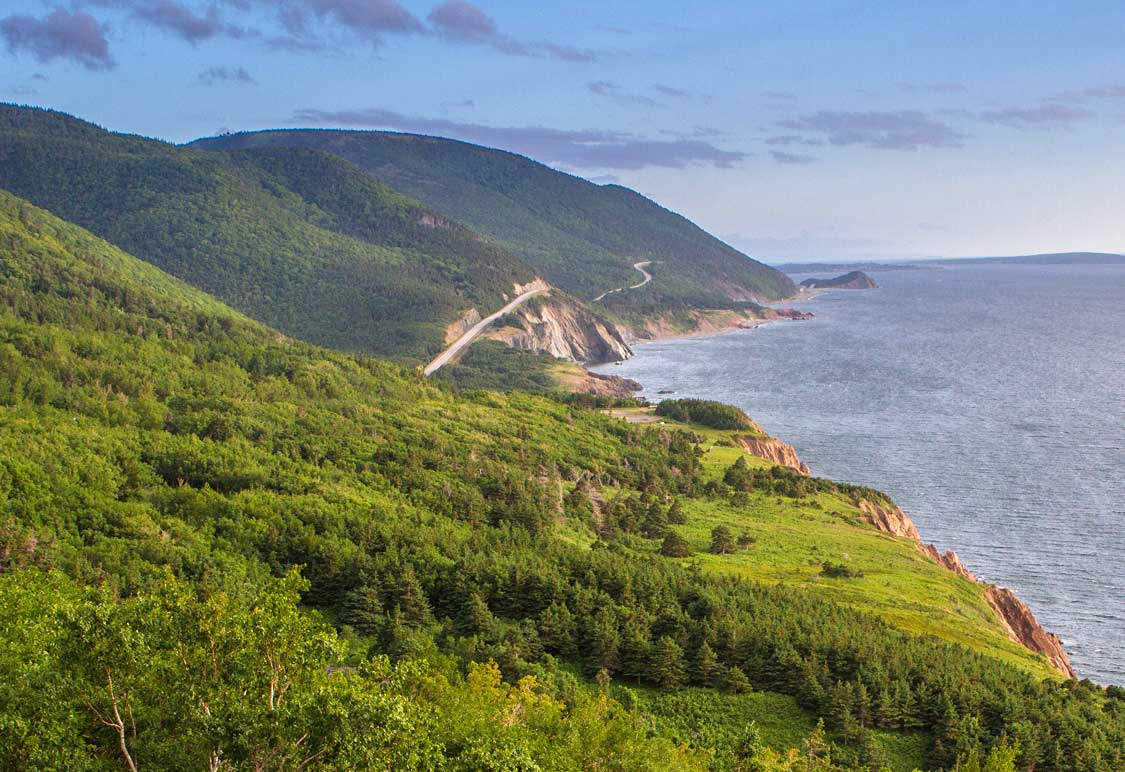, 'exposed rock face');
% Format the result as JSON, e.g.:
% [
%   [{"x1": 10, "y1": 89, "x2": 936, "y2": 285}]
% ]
[
  {"x1": 857, "y1": 503, "x2": 1074, "y2": 677},
  {"x1": 856, "y1": 498, "x2": 921, "y2": 541},
  {"x1": 919, "y1": 544, "x2": 977, "y2": 581},
  {"x1": 735, "y1": 435, "x2": 810, "y2": 474},
  {"x1": 800, "y1": 271, "x2": 878, "y2": 289},
  {"x1": 488, "y1": 295, "x2": 633, "y2": 364},
  {"x1": 571, "y1": 370, "x2": 642, "y2": 397},
  {"x1": 416, "y1": 212, "x2": 453, "y2": 230},
  {"x1": 628, "y1": 306, "x2": 813, "y2": 341},
  {"x1": 443, "y1": 308, "x2": 483, "y2": 345},
  {"x1": 985, "y1": 586, "x2": 1076, "y2": 678},
  {"x1": 760, "y1": 307, "x2": 816, "y2": 321}
]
